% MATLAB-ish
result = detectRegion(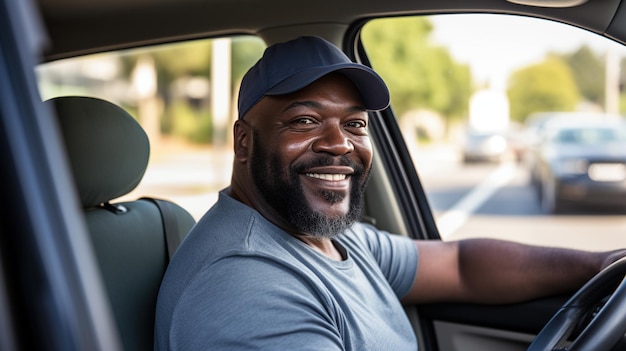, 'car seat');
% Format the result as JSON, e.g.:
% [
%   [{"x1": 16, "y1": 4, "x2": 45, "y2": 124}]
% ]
[{"x1": 47, "y1": 96, "x2": 196, "y2": 351}]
